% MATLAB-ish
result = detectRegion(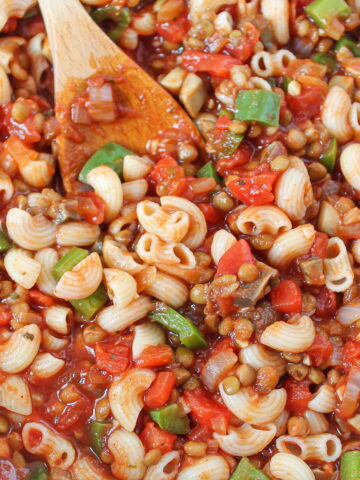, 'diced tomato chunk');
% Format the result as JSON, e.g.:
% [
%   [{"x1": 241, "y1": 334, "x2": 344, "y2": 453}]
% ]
[
  {"x1": 215, "y1": 239, "x2": 255, "y2": 278},
  {"x1": 343, "y1": 341, "x2": 360, "y2": 371},
  {"x1": 95, "y1": 342, "x2": 130, "y2": 375},
  {"x1": 28, "y1": 290, "x2": 54, "y2": 308},
  {"x1": 271, "y1": 280, "x2": 302, "y2": 314},
  {"x1": 216, "y1": 142, "x2": 253, "y2": 176},
  {"x1": 198, "y1": 204, "x2": 222, "y2": 224},
  {"x1": 0, "y1": 307, "x2": 12, "y2": 327},
  {"x1": 284, "y1": 378, "x2": 311, "y2": 415},
  {"x1": 286, "y1": 87, "x2": 324, "y2": 122},
  {"x1": 315, "y1": 286, "x2": 337, "y2": 317},
  {"x1": 223, "y1": 22, "x2": 260, "y2": 63},
  {"x1": 306, "y1": 334, "x2": 333, "y2": 367},
  {"x1": 149, "y1": 156, "x2": 188, "y2": 196},
  {"x1": 144, "y1": 371, "x2": 176, "y2": 409},
  {"x1": 2, "y1": 100, "x2": 42, "y2": 144},
  {"x1": 227, "y1": 171, "x2": 279, "y2": 206},
  {"x1": 310, "y1": 232, "x2": 328, "y2": 259},
  {"x1": 156, "y1": 15, "x2": 189, "y2": 43},
  {"x1": 181, "y1": 51, "x2": 242, "y2": 78},
  {"x1": 135, "y1": 345, "x2": 173, "y2": 368},
  {"x1": 140, "y1": 421, "x2": 176, "y2": 454},
  {"x1": 77, "y1": 192, "x2": 105, "y2": 224}
]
